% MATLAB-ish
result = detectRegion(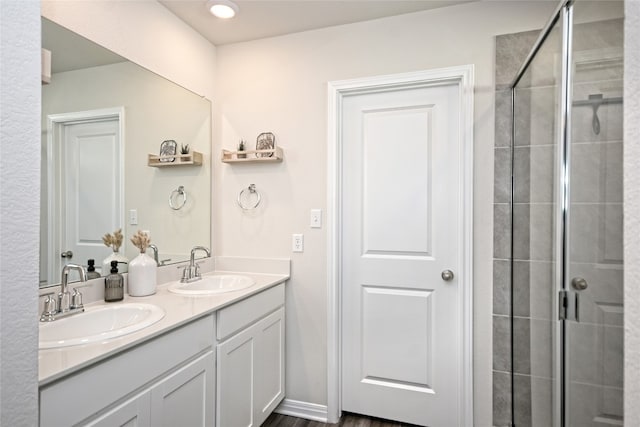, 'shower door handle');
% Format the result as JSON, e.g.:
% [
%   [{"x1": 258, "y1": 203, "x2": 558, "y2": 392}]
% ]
[{"x1": 569, "y1": 277, "x2": 588, "y2": 322}]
